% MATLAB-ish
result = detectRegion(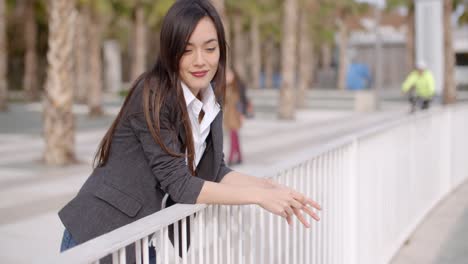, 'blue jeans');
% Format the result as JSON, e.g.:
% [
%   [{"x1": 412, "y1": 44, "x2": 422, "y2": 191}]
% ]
[
  {"x1": 60, "y1": 229, "x2": 77, "y2": 252},
  {"x1": 60, "y1": 229, "x2": 156, "y2": 263}
]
